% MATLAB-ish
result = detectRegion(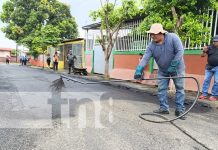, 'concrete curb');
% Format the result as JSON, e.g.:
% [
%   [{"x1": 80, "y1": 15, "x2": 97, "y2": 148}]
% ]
[{"x1": 28, "y1": 65, "x2": 218, "y2": 109}]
